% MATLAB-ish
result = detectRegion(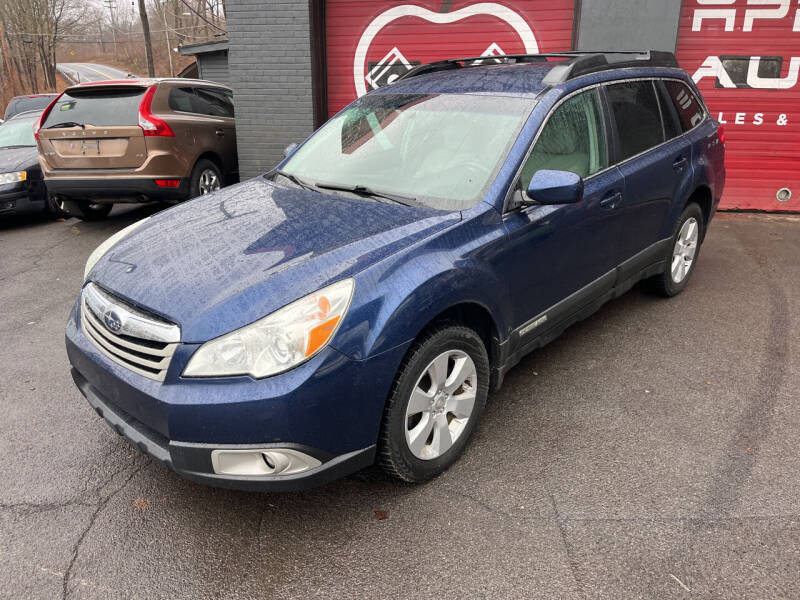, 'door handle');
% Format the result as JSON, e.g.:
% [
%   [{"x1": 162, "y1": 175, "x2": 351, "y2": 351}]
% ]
[
  {"x1": 673, "y1": 156, "x2": 688, "y2": 170},
  {"x1": 599, "y1": 191, "x2": 622, "y2": 209},
  {"x1": 215, "y1": 129, "x2": 225, "y2": 136}
]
